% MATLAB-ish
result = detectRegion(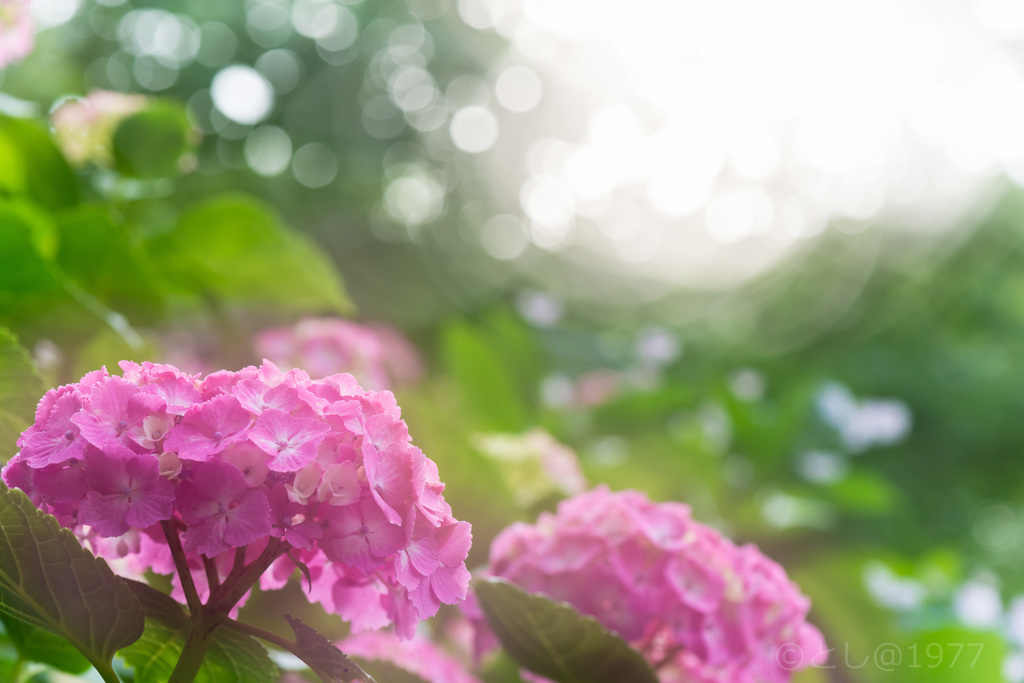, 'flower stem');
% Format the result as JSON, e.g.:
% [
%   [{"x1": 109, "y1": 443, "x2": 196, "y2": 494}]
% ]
[
  {"x1": 161, "y1": 519, "x2": 202, "y2": 615},
  {"x1": 168, "y1": 609, "x2": 221, "y2": 683},
  {"x1": 209, "y1": 537, "x2": 285, "y2": 611},
  {"x1": 202, "y1": 554, "x2": 221, "y2": 594},
  {"x1": 92, "y1": 659, "x2": 125, "y2": 683}
]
